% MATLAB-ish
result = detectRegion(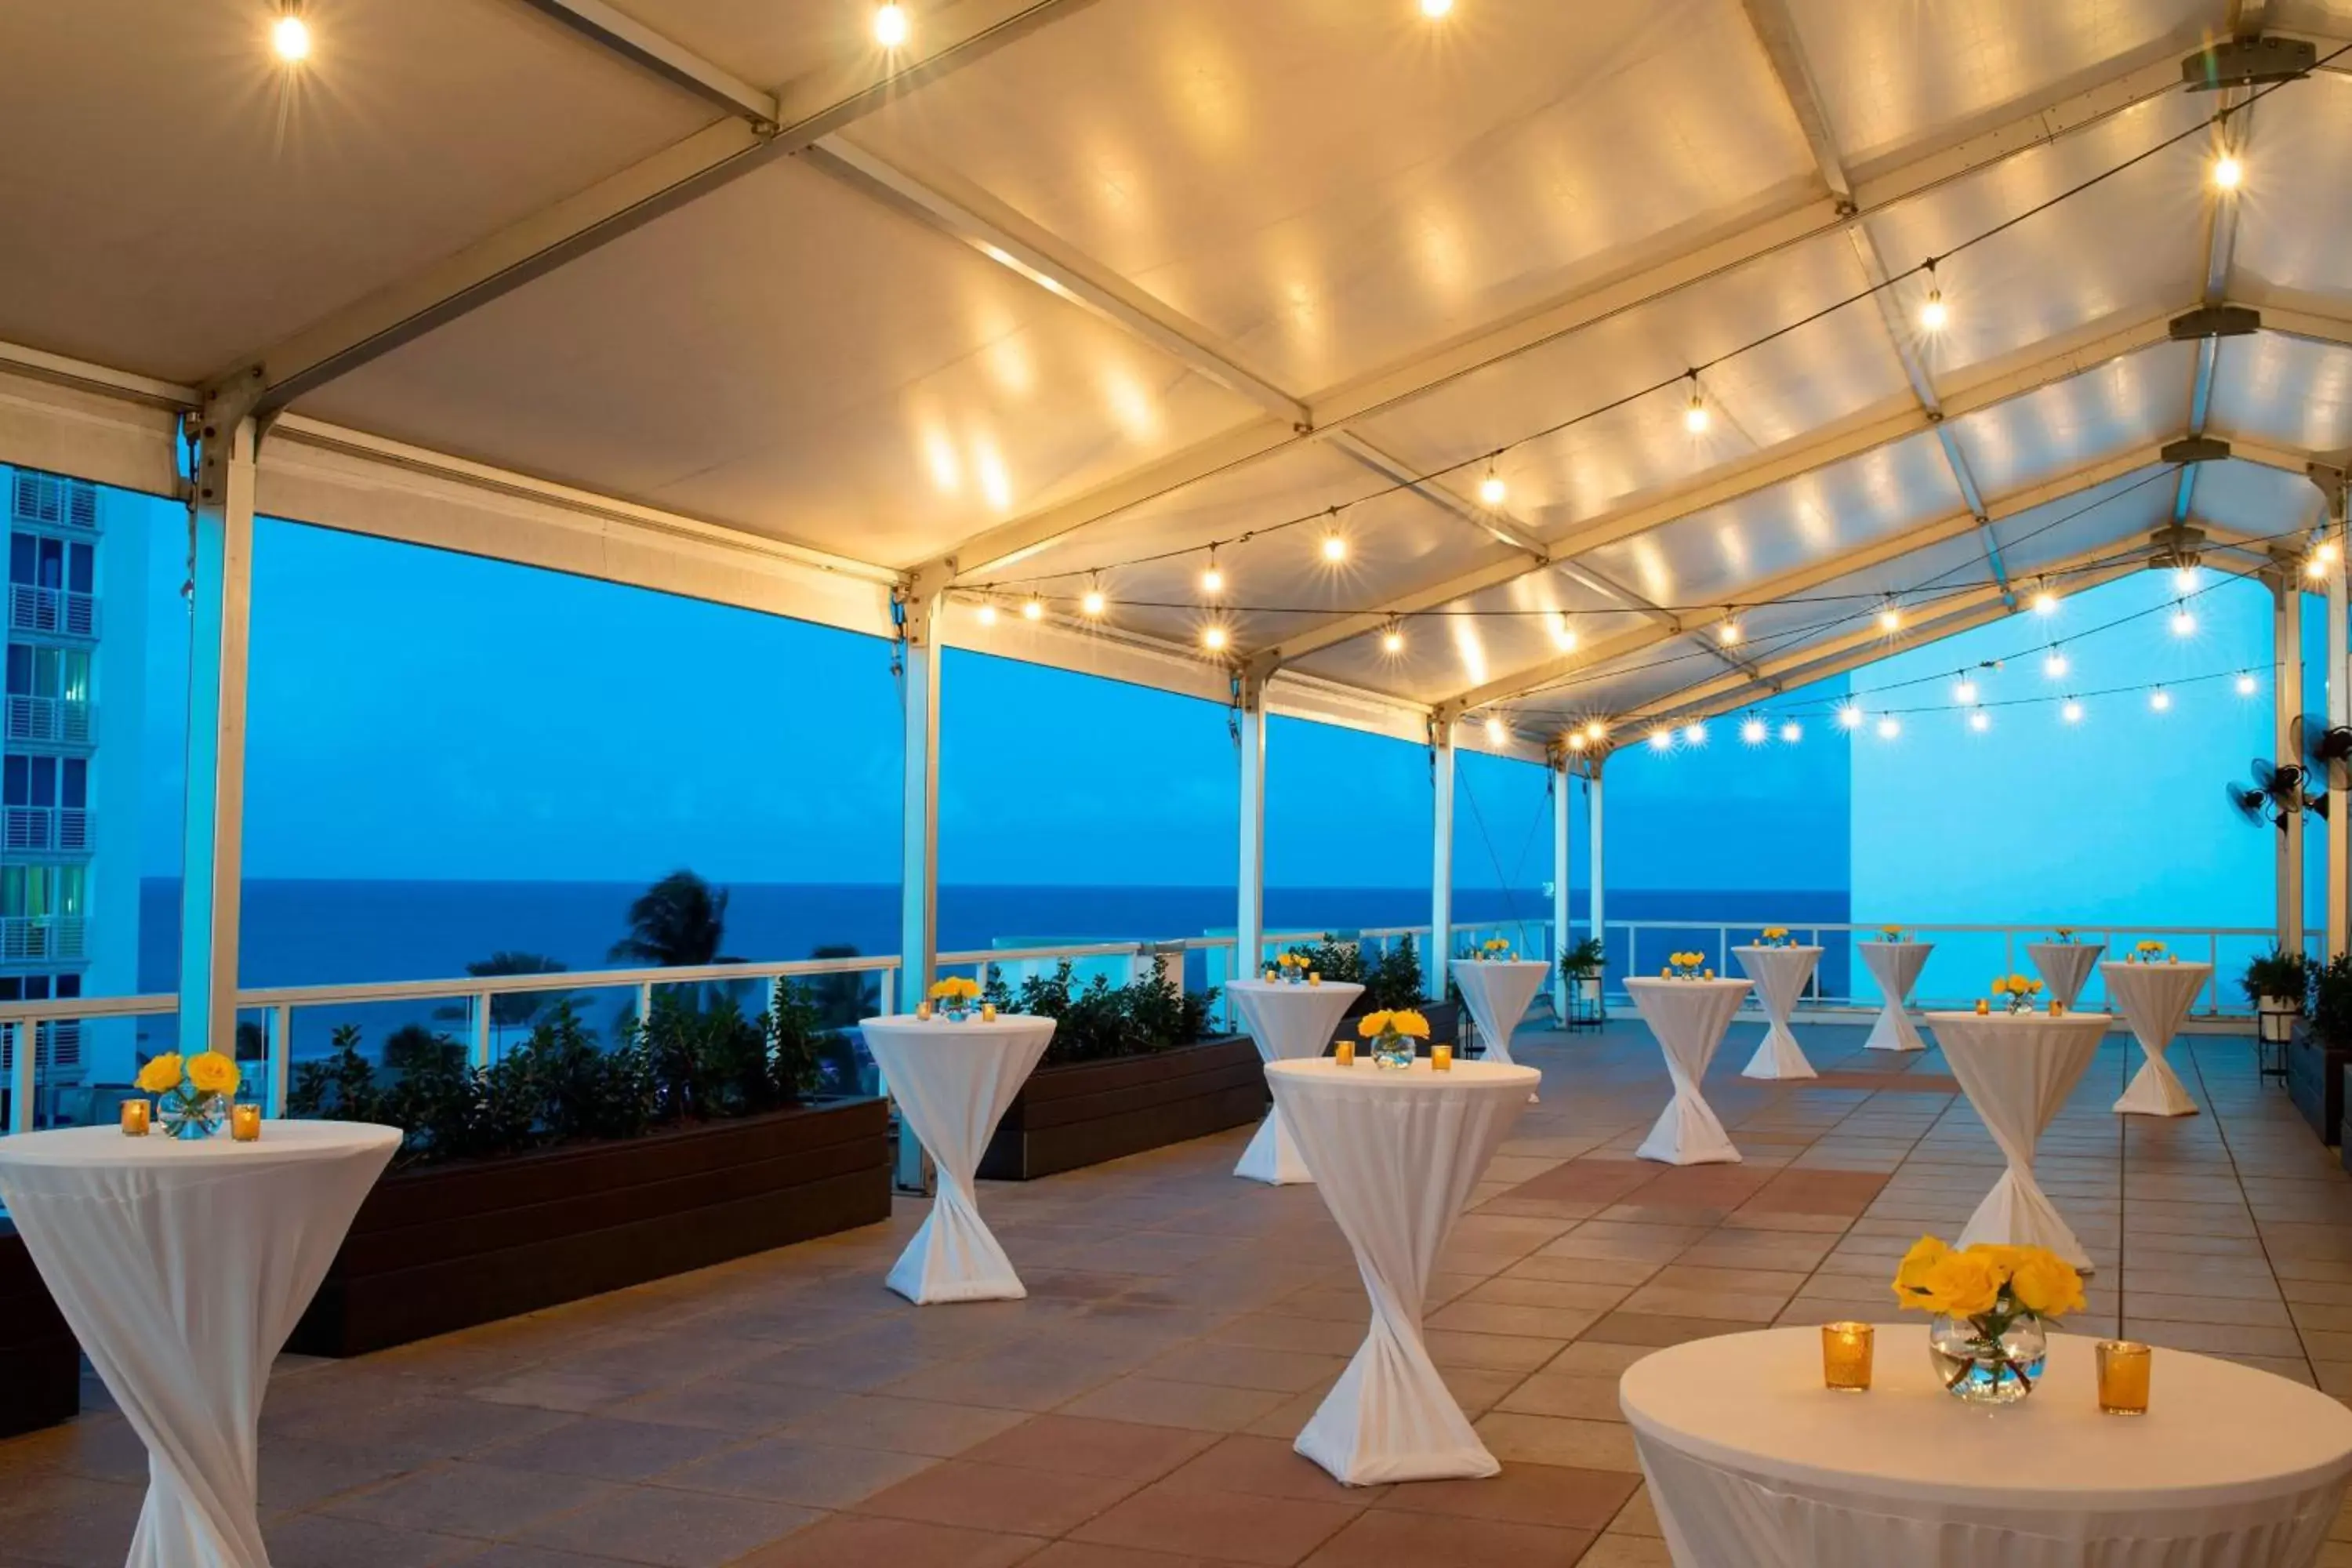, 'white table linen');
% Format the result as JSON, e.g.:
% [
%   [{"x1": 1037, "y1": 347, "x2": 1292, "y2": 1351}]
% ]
[
  {"x1": 1227, "y1": 979, "x2": 1364, "y2": 1184},
  {"x1": 1625, "y1": 978, "x2": 1751, "y2": 1165},
  {"x1": 2103, "y1": 960, "x2": 2209, "y2": 1116},
  {"x1": 1929, "y1": 1010, "x2": 2111, "y2": 1272},
  {"x1": 1860, "y1": 941, "x2": 1932, "y2": 1051},
  {"x1": 859, "y1": 1013, "x2": 1055, "y2": 1304},
  {"x1": 0, "y1": 1121, "x2": 401, "y2": 1568},
  {"x1": 2026, "y1": 941, "x2": 2106, "y2": 1009},
  {"x1": 1266, "y1": 1058, "x2": 1539, "y2": 1485},
  {"x1": 1622, "y1": 1325, "x2": 2352, "y2": 1568},
  {"x1": 1733, "y1": 946, "x2": 1821, "y2": 1080},
  {"x1": 1450, "y1": 959, "x2": 1549, "y2": 1100}
]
